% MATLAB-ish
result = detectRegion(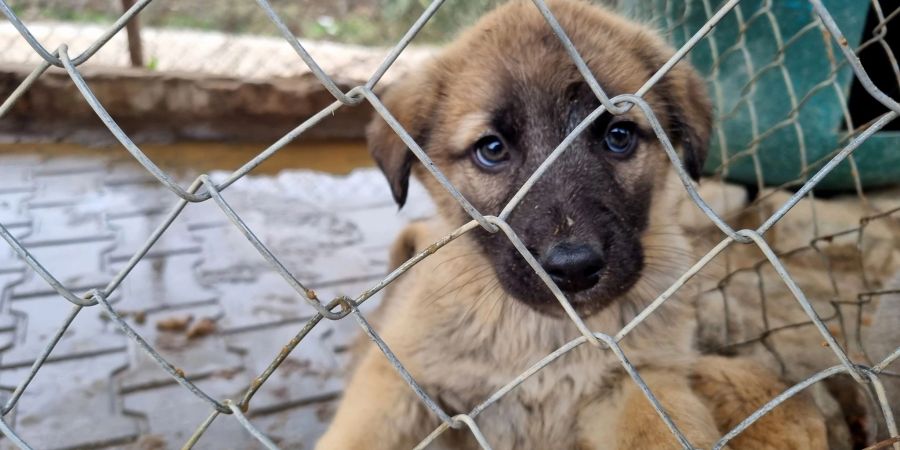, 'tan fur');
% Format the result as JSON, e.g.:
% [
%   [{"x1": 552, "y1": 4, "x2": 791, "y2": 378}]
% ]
[
  {"x1": 316, "y1": 1, "x2": 827, "y2": 448},
  {"x1": 690, "y1": 356, "x2": 828, "y2": 450}
]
